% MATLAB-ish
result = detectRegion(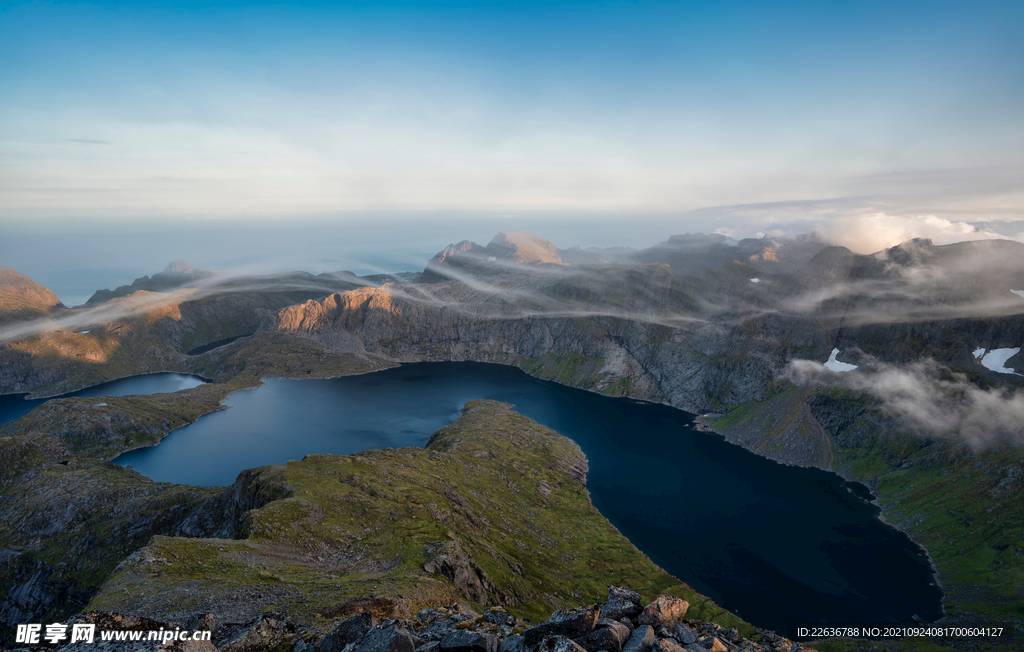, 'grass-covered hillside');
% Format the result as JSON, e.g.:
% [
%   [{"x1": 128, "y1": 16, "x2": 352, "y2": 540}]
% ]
[{"x1": 87, "y1": 400, "x2": 749, "y2": 636}]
